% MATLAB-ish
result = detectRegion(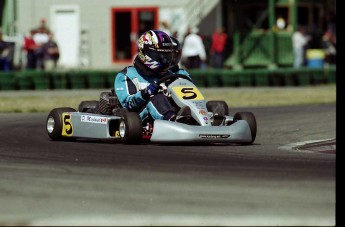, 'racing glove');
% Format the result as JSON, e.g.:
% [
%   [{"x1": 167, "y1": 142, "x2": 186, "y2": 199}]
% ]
[{"x1": 141, "y1": 83, "x2": 160, "y2": 100}]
